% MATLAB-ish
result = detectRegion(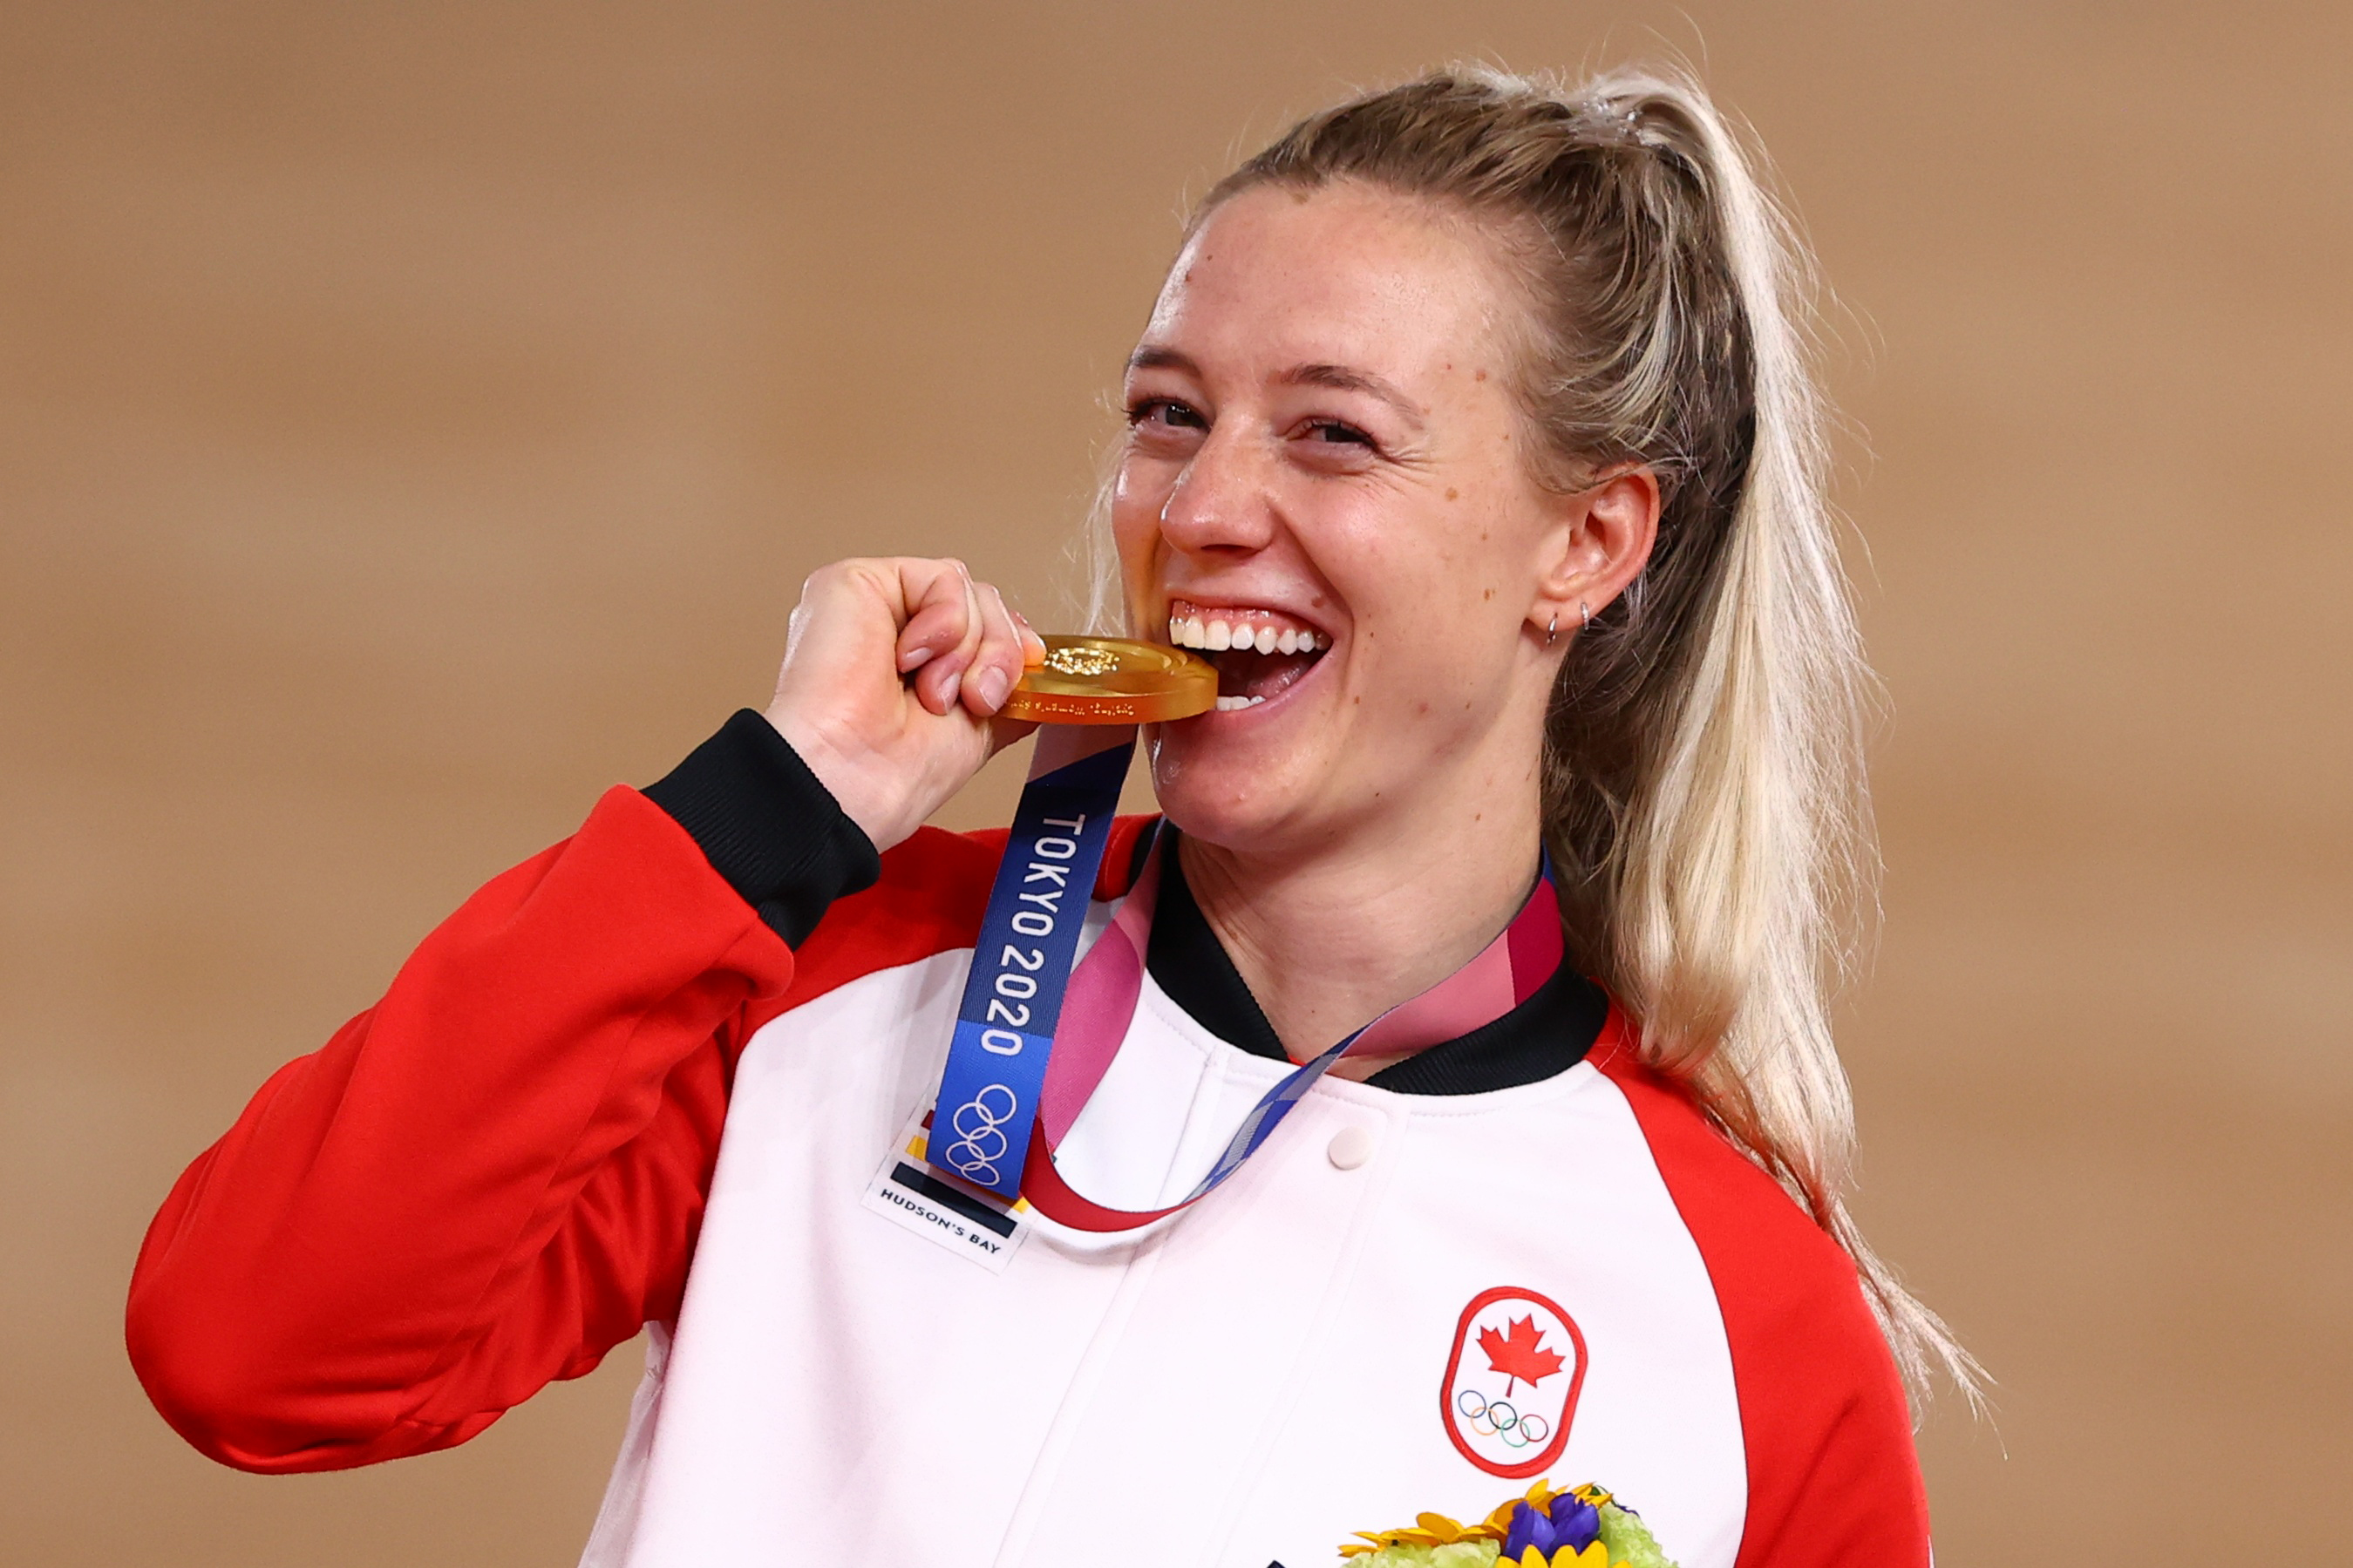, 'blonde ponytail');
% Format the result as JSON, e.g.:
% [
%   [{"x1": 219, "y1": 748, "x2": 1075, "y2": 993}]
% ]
[{"x1": 1178, "y1": 64, "x2": 1982, "y2": 1411}]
